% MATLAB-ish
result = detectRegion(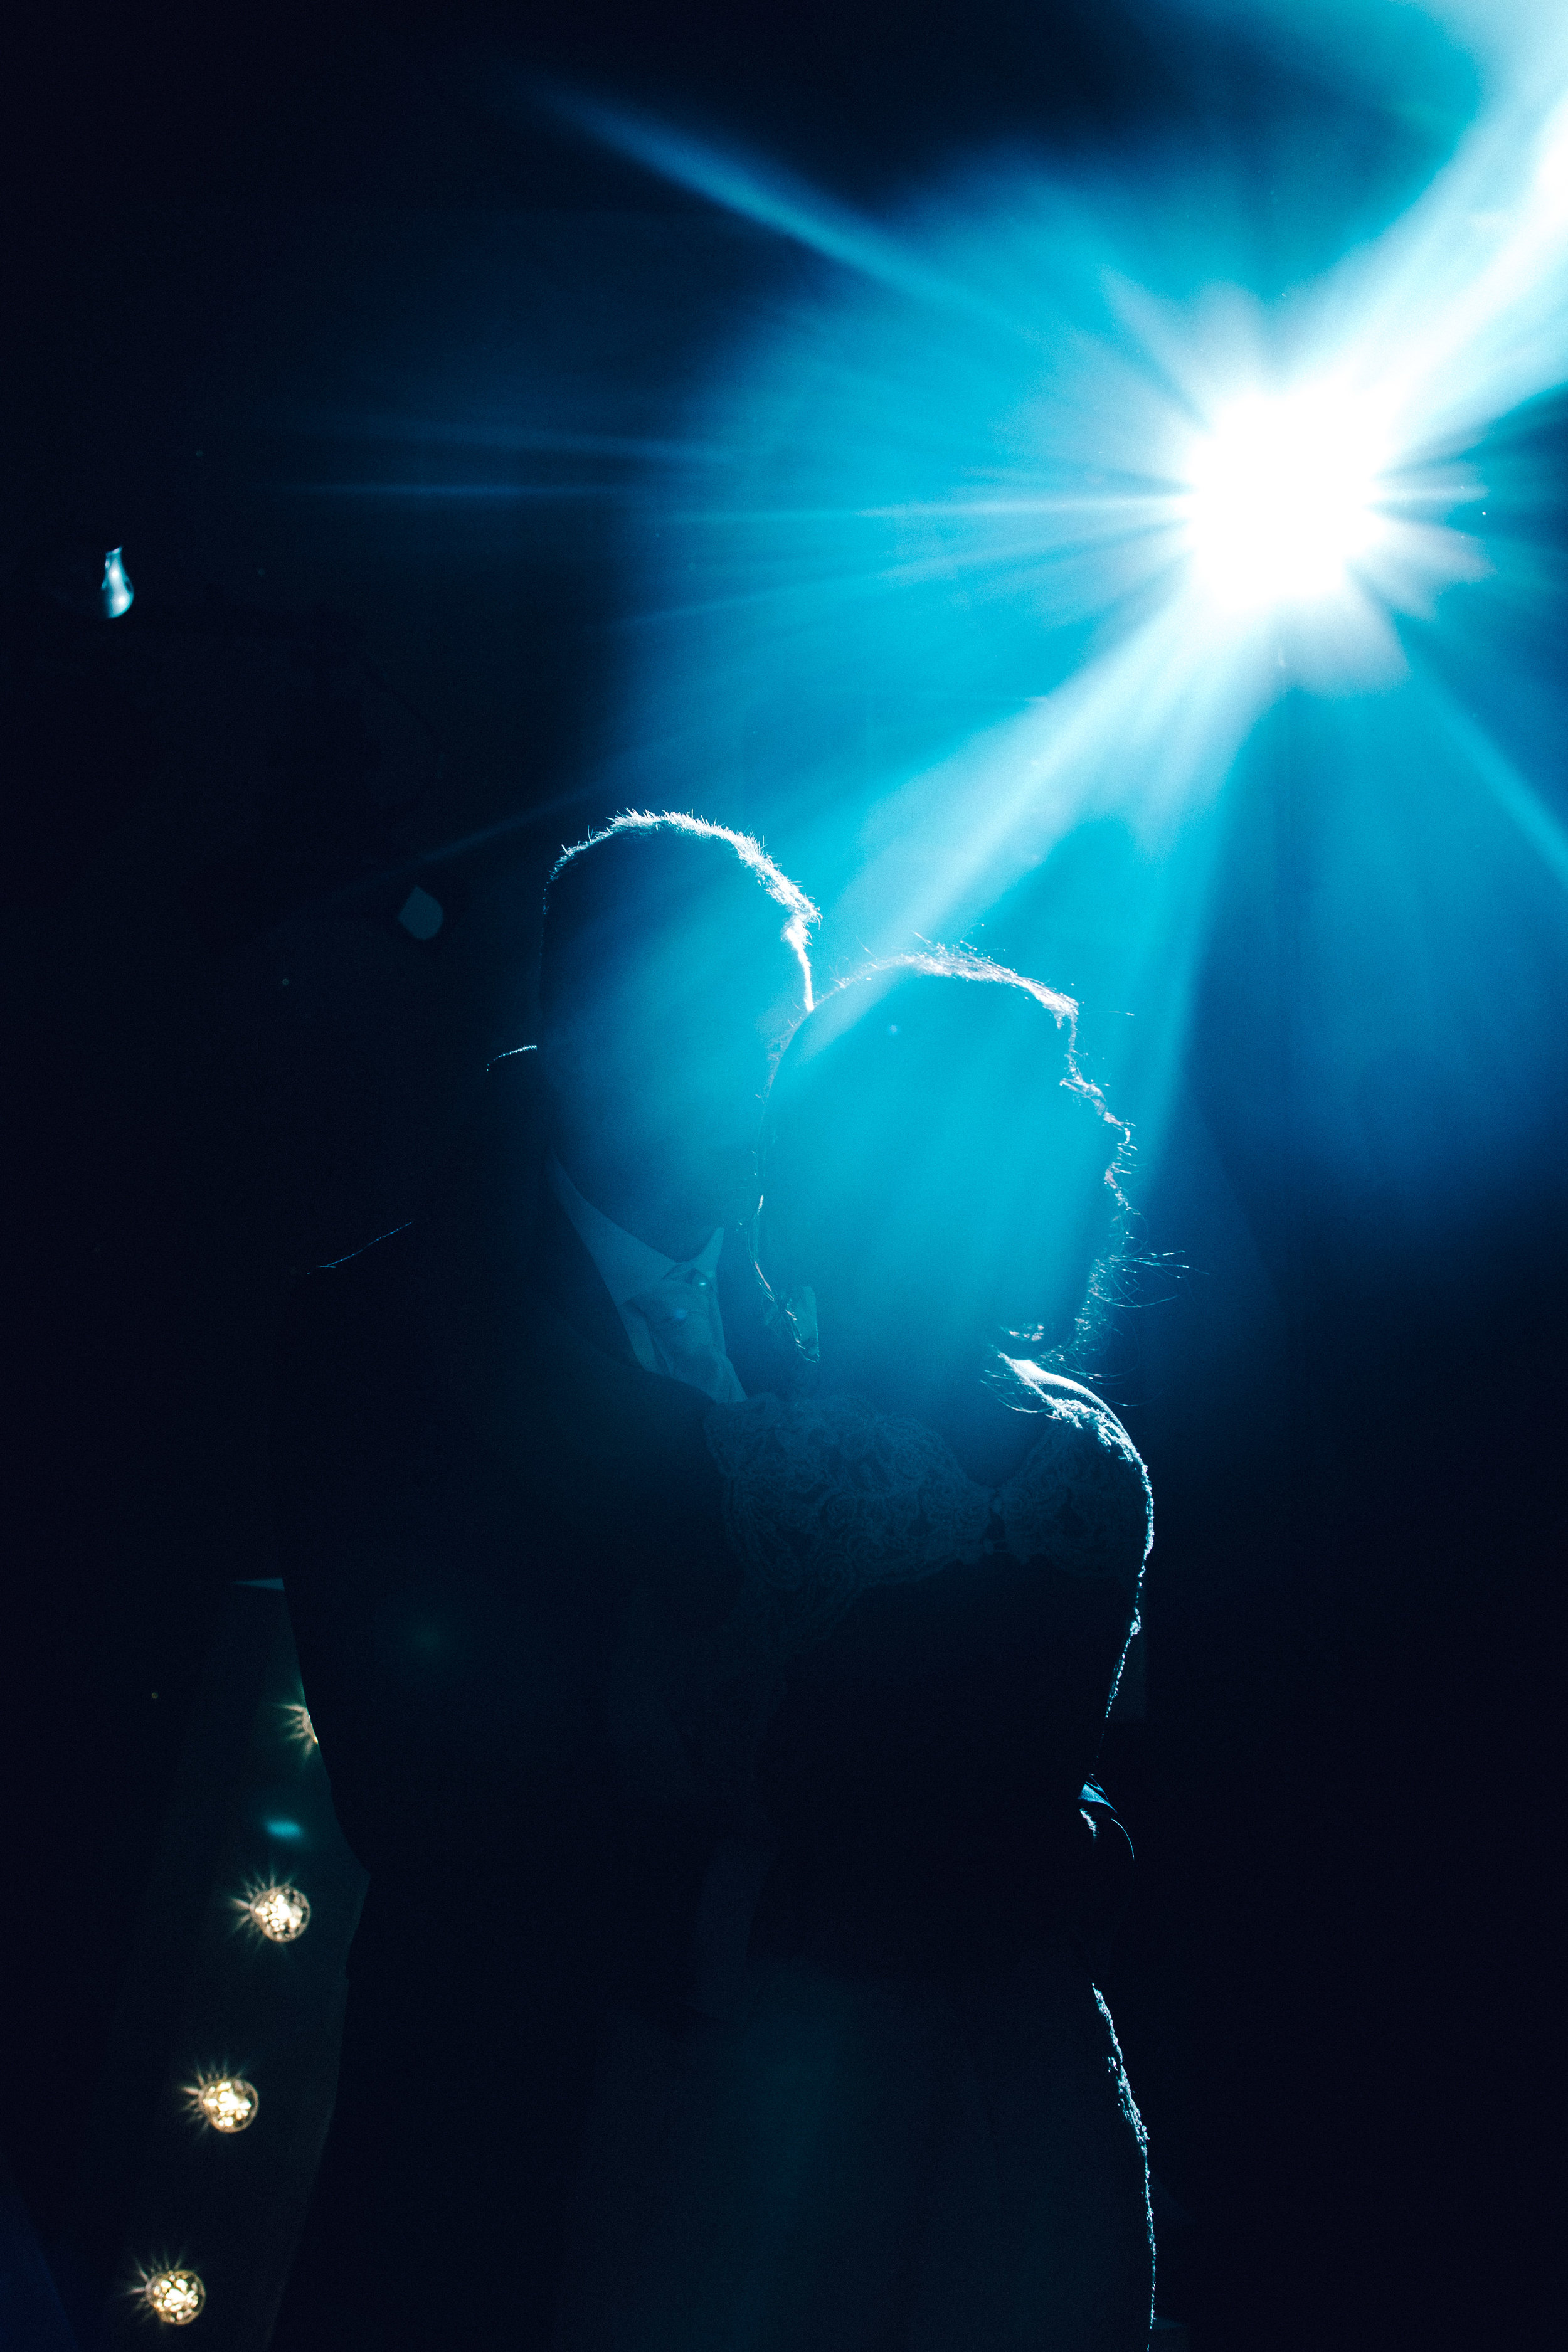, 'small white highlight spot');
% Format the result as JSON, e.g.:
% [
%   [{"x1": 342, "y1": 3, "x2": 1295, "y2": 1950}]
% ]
[{"x1": 101, "y1": 548, "x2": 134, "y2": 619}]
